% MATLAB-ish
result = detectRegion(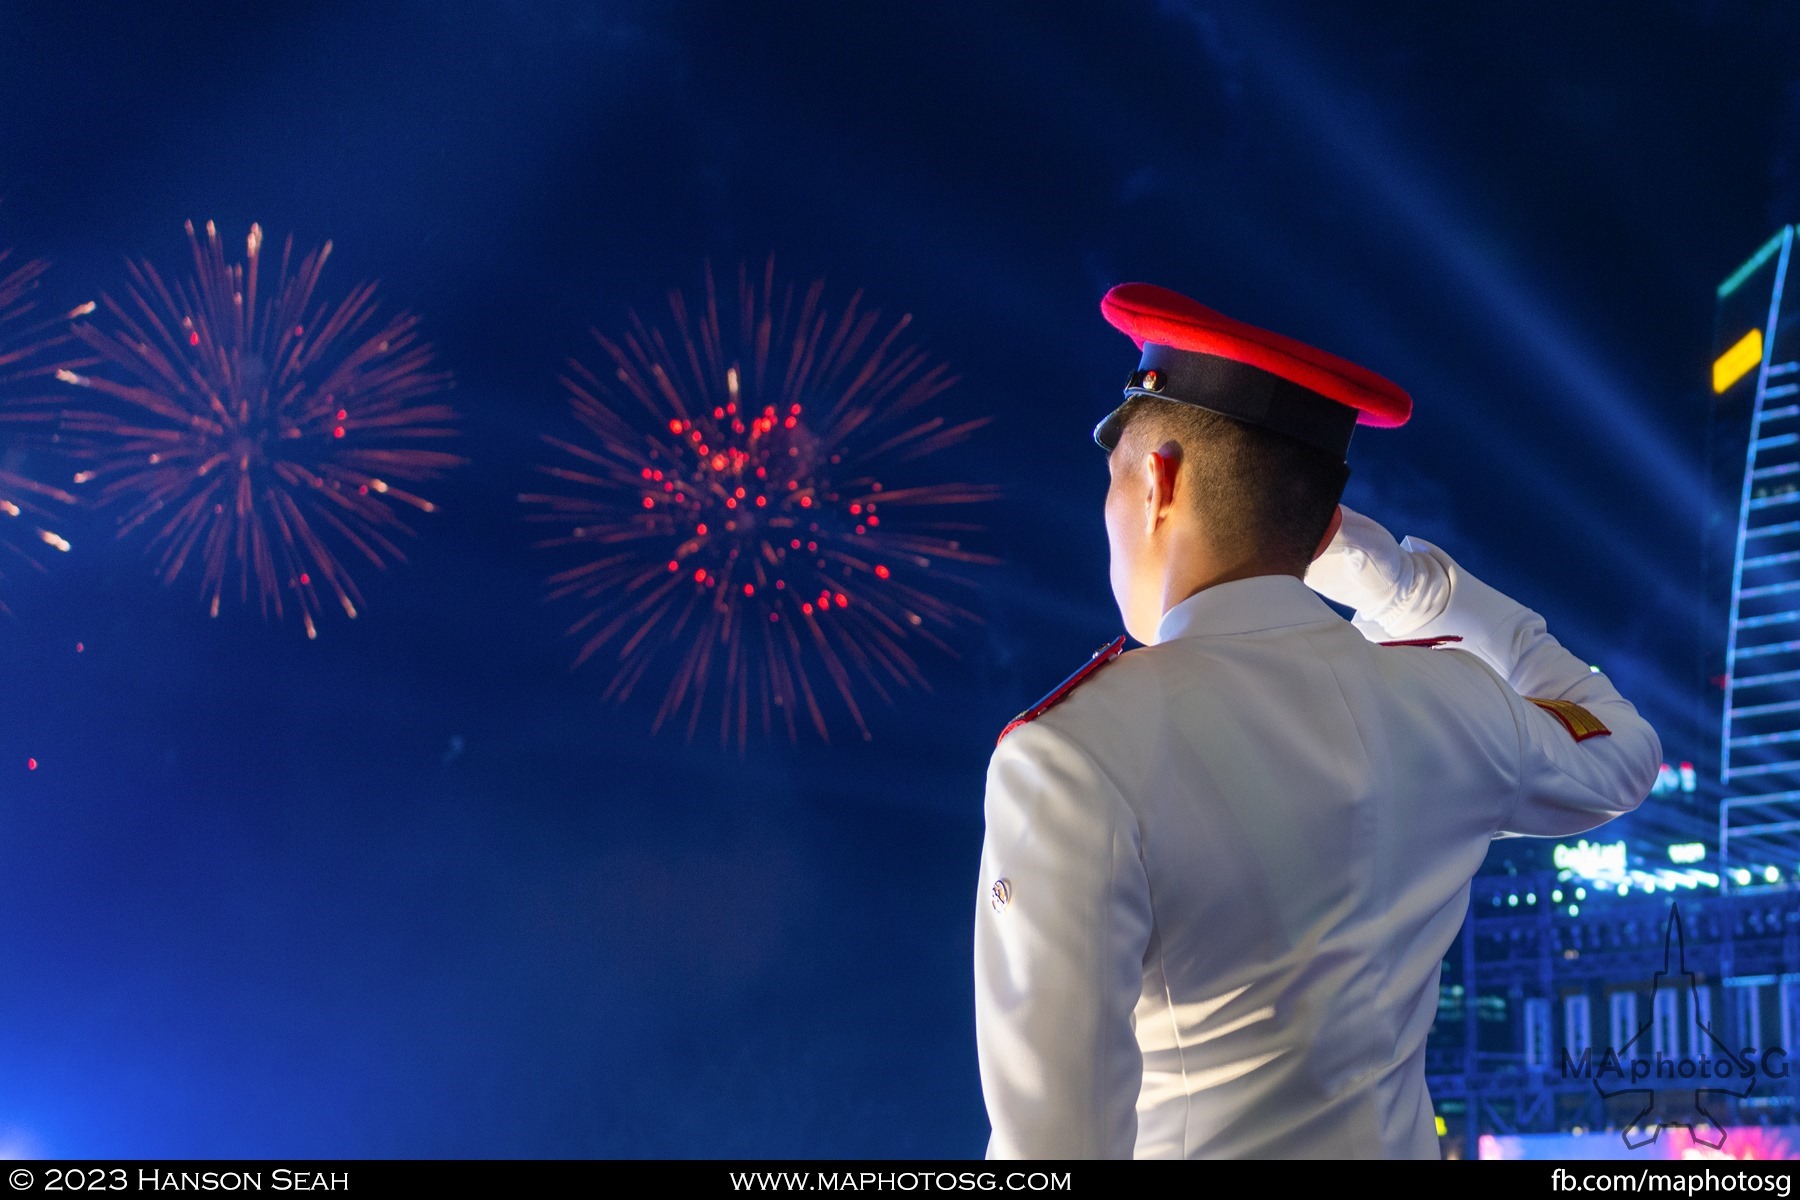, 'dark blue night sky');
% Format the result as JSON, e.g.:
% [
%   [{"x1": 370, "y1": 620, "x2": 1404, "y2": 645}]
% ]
[{"x1": 0, "y1": 0, "x2": 1796, "y2": 1158}]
